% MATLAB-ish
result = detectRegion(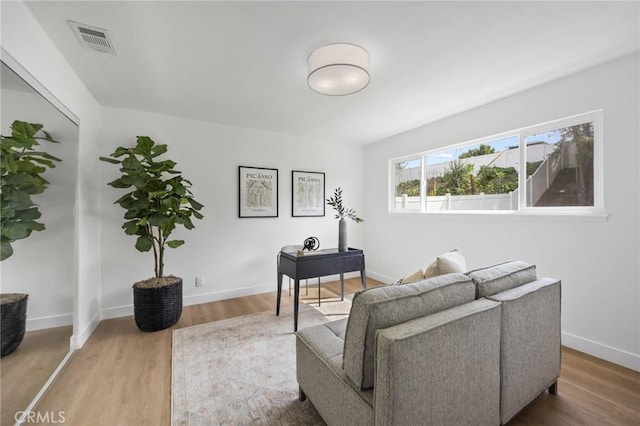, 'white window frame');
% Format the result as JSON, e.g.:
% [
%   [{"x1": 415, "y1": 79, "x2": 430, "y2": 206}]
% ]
[{"x1": 389, "y1": 110, "x2": 606, "y2": 219}]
